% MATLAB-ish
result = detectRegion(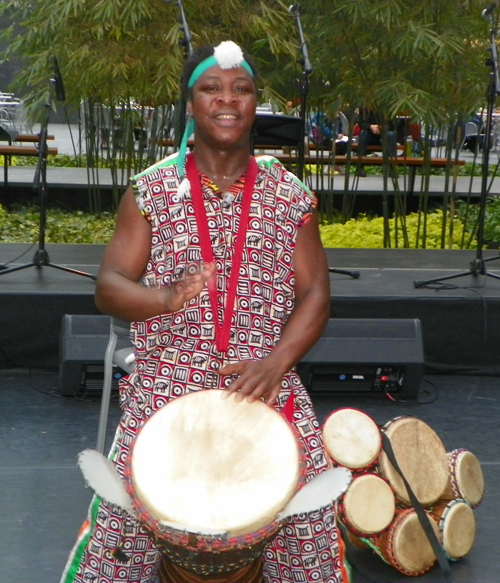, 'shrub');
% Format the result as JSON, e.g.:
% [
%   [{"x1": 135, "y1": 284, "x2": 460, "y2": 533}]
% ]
[
  {"x1": 319, "y1": 210, "x2": 477, "y2": 249},
  {"x1": 0, "y1": 204, "x2": 115, "y2": 244}
]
